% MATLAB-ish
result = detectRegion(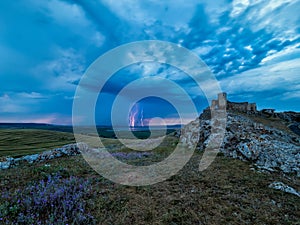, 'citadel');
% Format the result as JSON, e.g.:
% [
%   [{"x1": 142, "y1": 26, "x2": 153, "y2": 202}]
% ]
[{"x1": 210, "y1": 92, "x2": 257, "y2": 113}]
